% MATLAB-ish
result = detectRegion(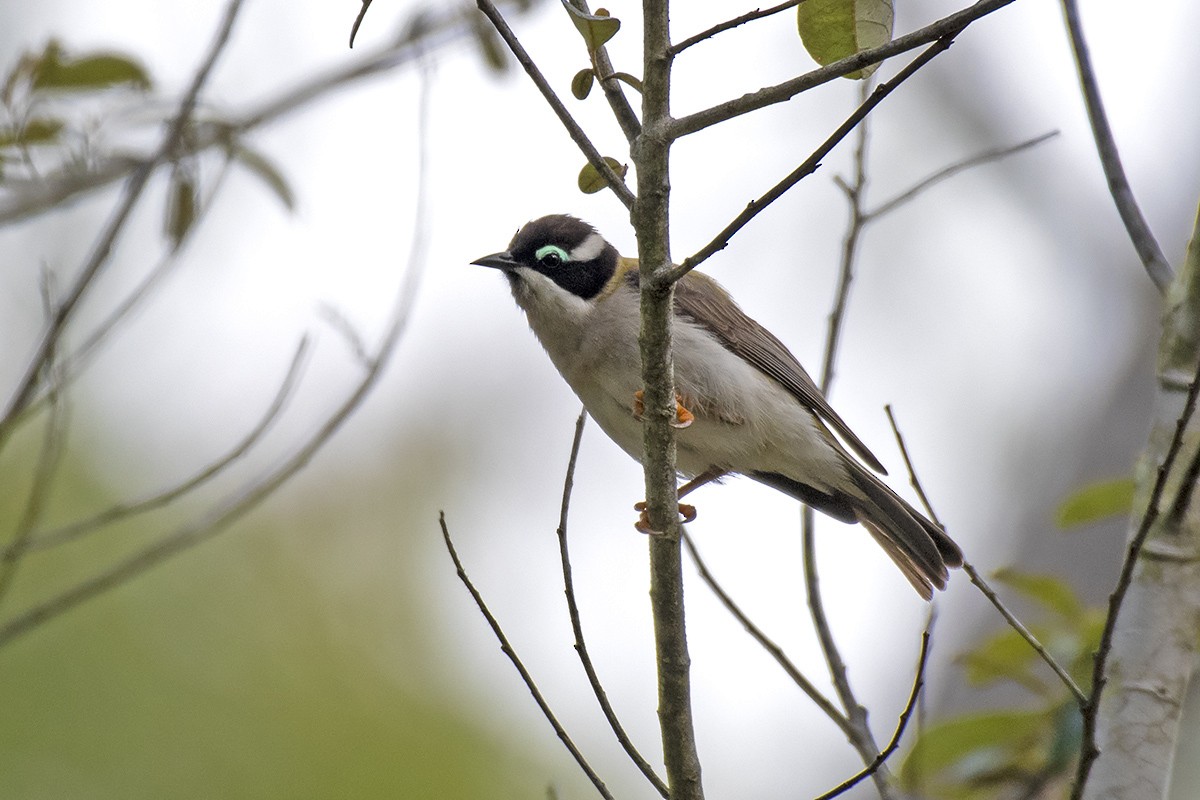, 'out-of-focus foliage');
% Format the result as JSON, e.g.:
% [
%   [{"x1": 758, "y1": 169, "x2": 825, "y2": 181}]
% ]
[
  {"x1": 0, "y1": 433, "x2": 561, "y2": 799},
  {"x1": 0, "y1": 40, "x2": 150, "y2": 179},
  {"x1": 900, "y1": 569, "x2": 1100, "y2": 798},
  {"x1": 1056, "y1": 477, "x2": 1136, "y2": 529}
]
